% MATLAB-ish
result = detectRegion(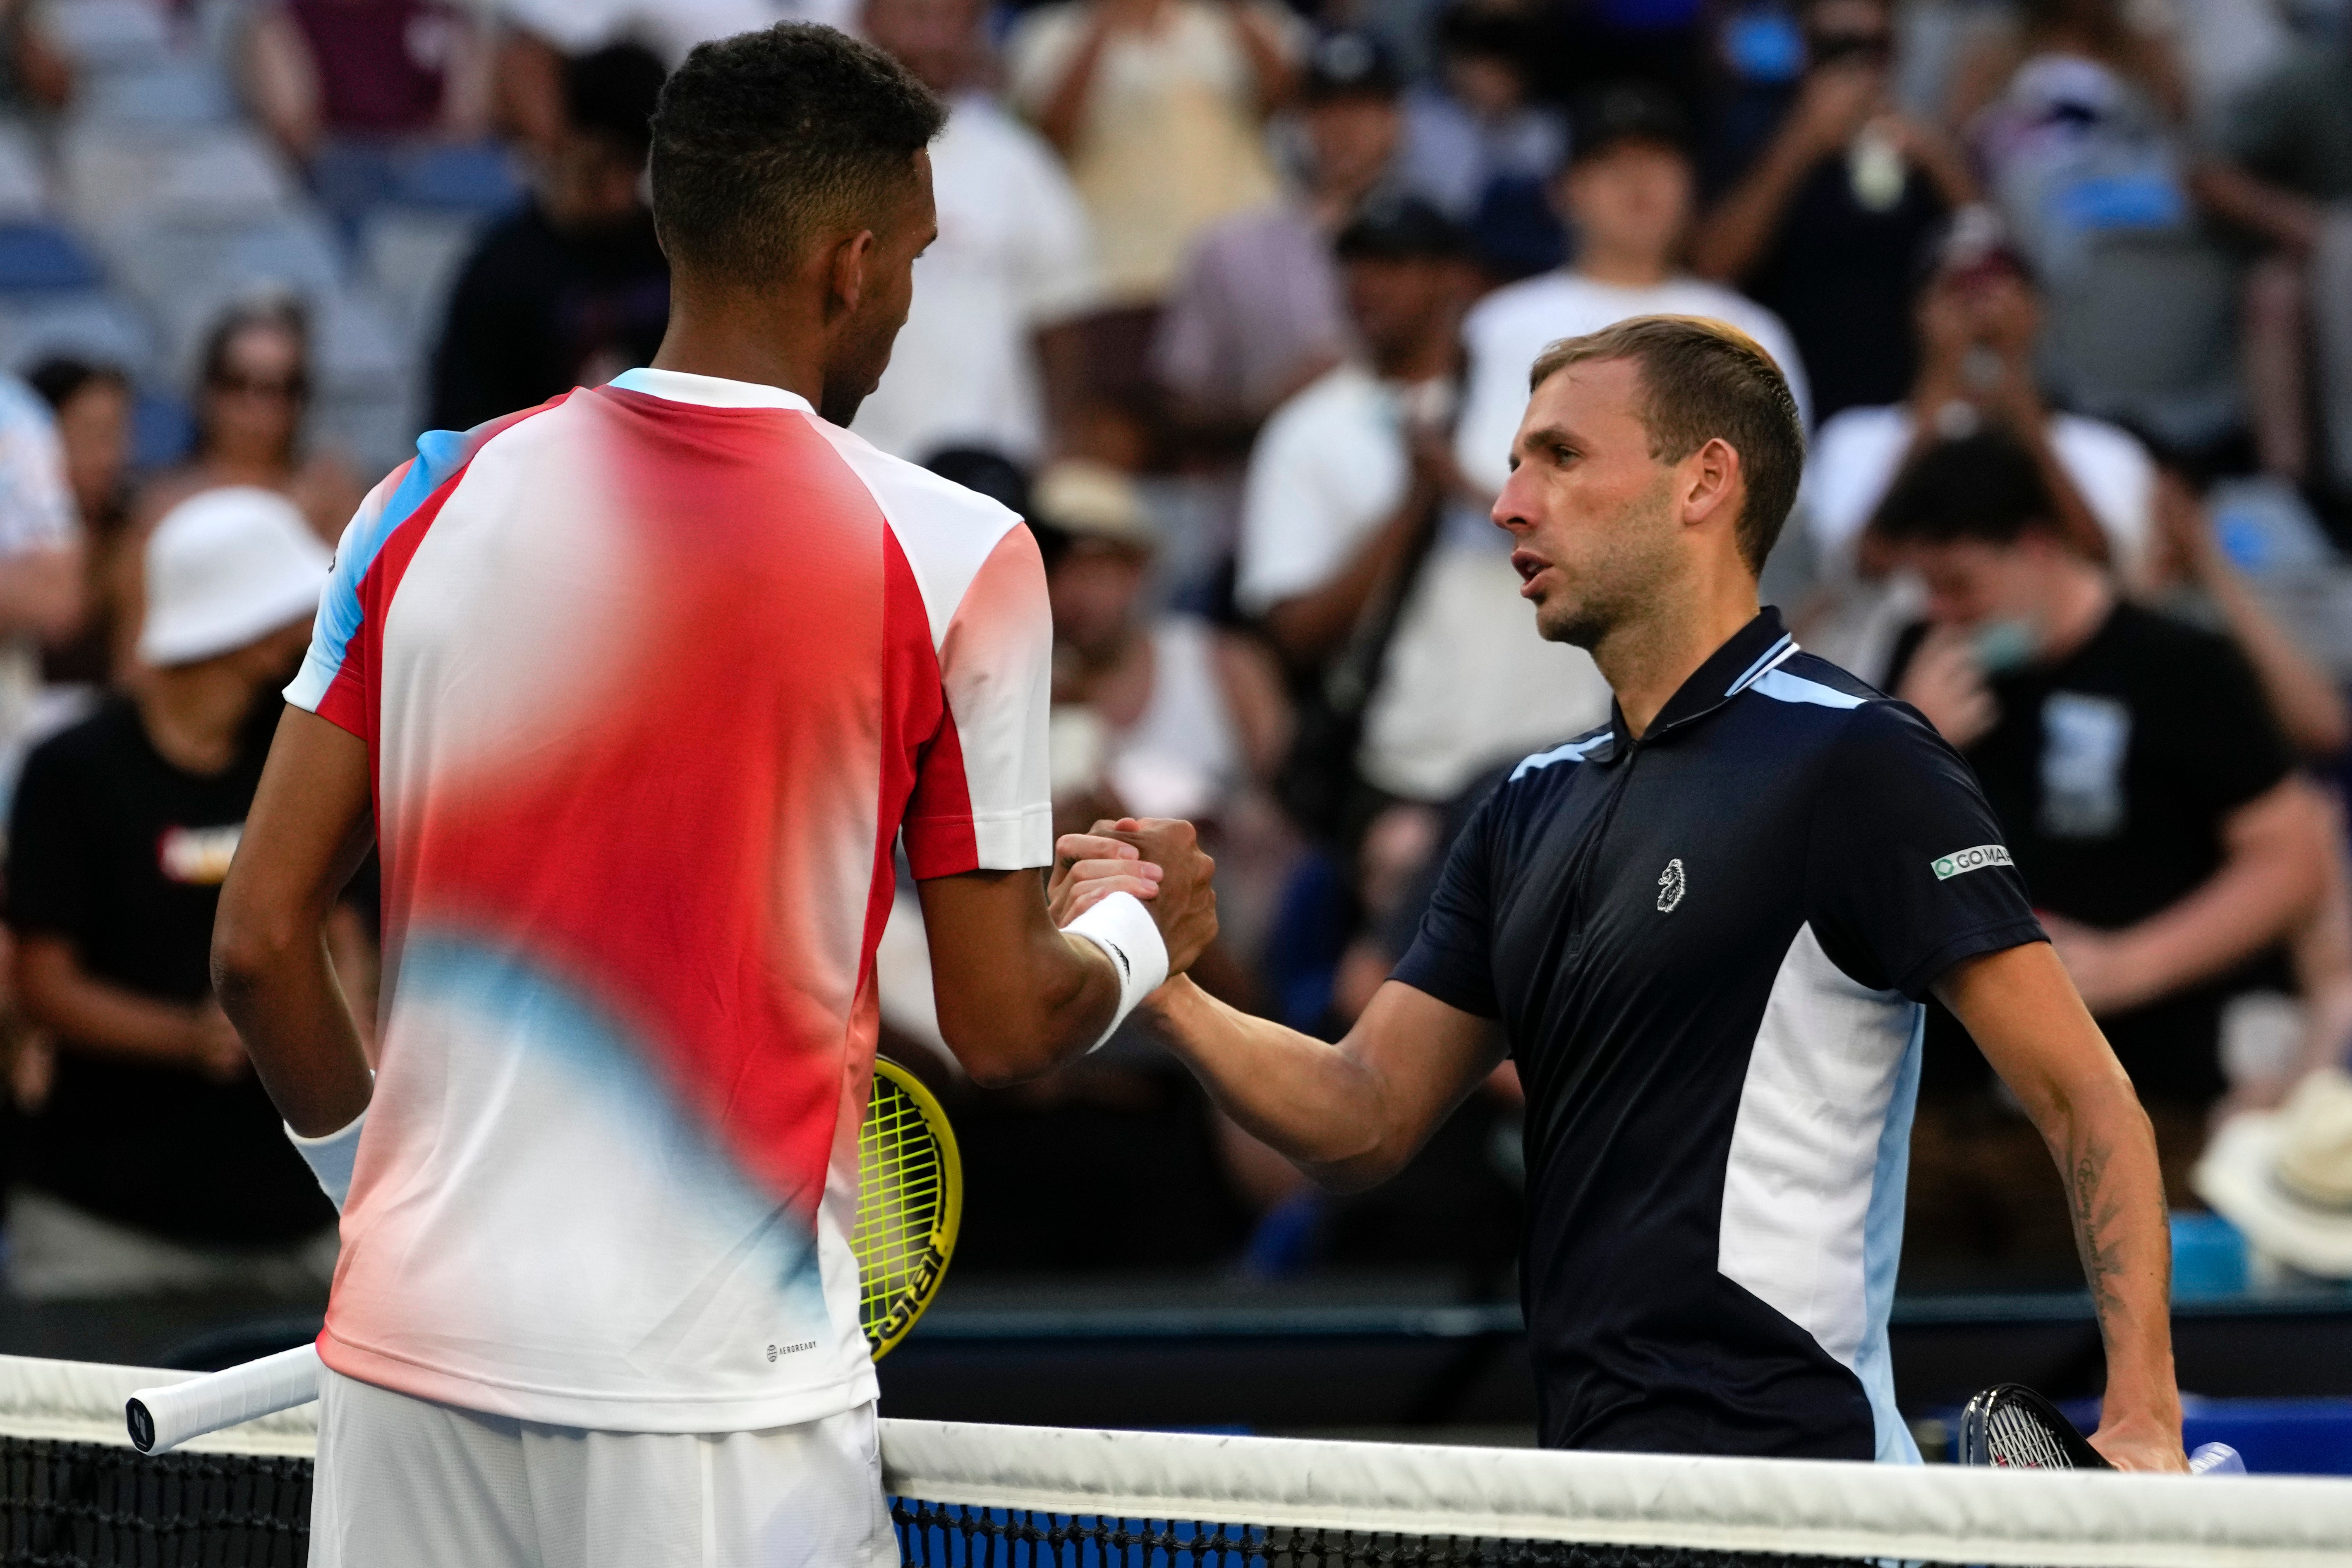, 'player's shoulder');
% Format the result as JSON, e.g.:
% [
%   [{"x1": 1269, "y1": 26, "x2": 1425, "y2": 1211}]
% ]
[
  {"x1": 814, "y1": 423, "x2": 1024, "y2": 542},
  {"x1": 1742, "y1": 648, "x2": 1883, "y2": 713},
  {"x1": 1748, "y1": 651, "x2": 1980, "y2": 790},
  {"x1": 1741, "y1": 646, "x2": 1952, "y2": 748},
  {"x1": 1500, "y1": 721, "x2": 1618, "y2": 792},
  {"x1": 810, "y1": 424, "x2": 1031, "y2": 624}
]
